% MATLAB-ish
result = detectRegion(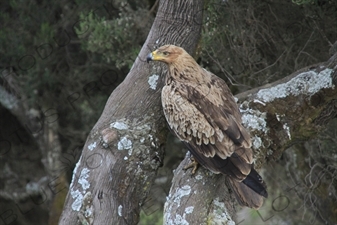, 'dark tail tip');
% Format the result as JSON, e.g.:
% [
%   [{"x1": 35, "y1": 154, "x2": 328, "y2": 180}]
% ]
[{"x1": 242, "y1": 168, "x2": 268, "y2": 198}]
